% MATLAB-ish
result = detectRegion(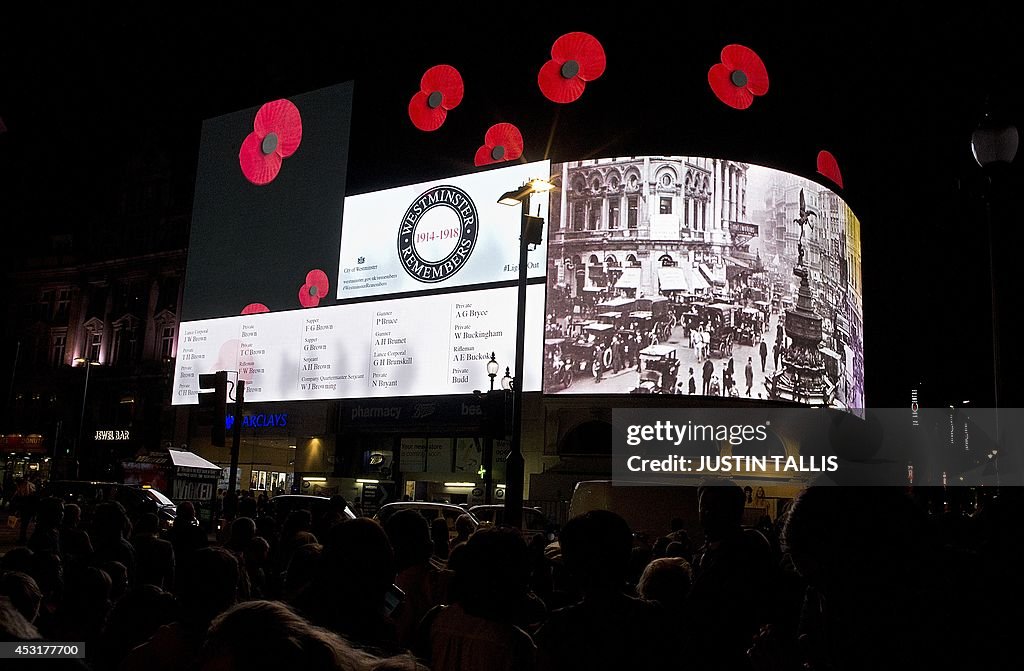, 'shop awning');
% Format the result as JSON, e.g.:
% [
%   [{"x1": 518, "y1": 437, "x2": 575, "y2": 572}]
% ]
[
  {"x1": 699, "y1": 264, "x2": 725, "y2": 286},
  {"x1": 168, "y1": 449, "x2": 220, "y2": 472},
  {"x1": 657, "y1": 266, "x2": 690, "y2": 292},
  {"x1": 725, "y1": 255, "x2": 752, "y2": 269},
  {"x1": 658, "y1": 265, "x2": 710, "y2": 292},
  {"x1": 615, "y1": 267, "x2": 642, "y2": 289}
]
